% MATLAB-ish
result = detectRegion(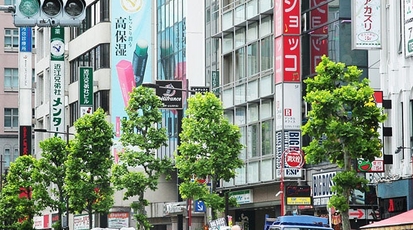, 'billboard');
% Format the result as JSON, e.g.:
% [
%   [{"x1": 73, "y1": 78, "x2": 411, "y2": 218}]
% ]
[
  {"x1": 79, "y1": 67, "x2": 93, "y2": 117},
  {"x1": 50, "y1": 27, "x2": 65, "y2": 137},
  {"x1": 352, "y1": 0, "x2": 381, "y2": 49},
  {"x1": 111, "y1": 0, "x2": 152, "y2": 155},
  {"x1": 405, "y1": 0, "x2": 413, "y2": 57}
]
